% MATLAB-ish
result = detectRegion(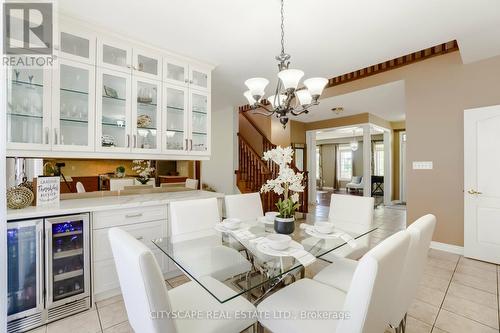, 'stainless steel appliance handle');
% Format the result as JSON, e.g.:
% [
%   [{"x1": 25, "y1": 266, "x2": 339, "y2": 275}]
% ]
[{"x1": 37, "y1": 226, "x2": 44, "y2": 309}]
